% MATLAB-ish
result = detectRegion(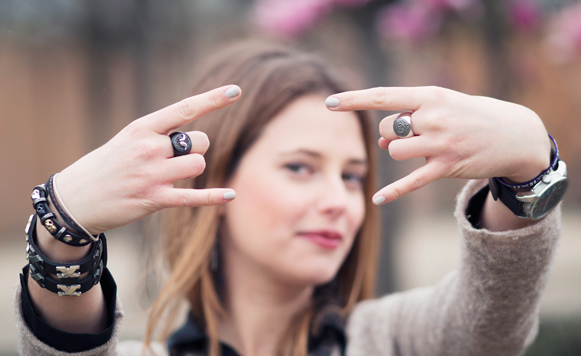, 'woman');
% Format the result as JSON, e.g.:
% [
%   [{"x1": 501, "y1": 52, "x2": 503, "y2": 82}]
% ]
[{"x1": 16, "y1": 41, "x2": 564, "y2": 356}]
